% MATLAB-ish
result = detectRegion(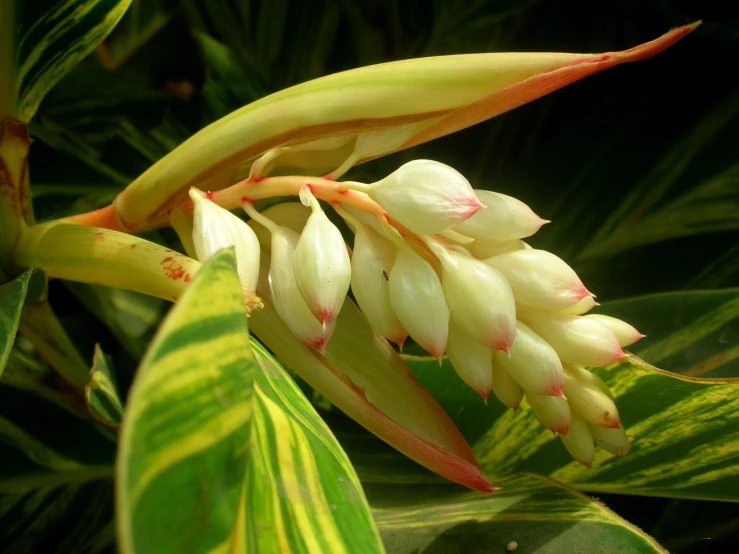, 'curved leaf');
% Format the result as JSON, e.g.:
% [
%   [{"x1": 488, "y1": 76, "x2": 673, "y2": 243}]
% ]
[
  {"x1": 117, "y1": 249, "x2": 383, "y2": 553},
  {"x1": 15, "y1": 0, "x2": 133, "y2": 122},
  {"x1": 105, "y1": 24, "x2": 697, "y2": 231},
  {"x1": 85, "y1": 344, "x2": 123, "y2": 427},
  {"x1": 372, "y1": 474, "x2": 666, "y2": 553},
  {"x1": 0, "y1": 268, "x2": 44, "y2": 377}
]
